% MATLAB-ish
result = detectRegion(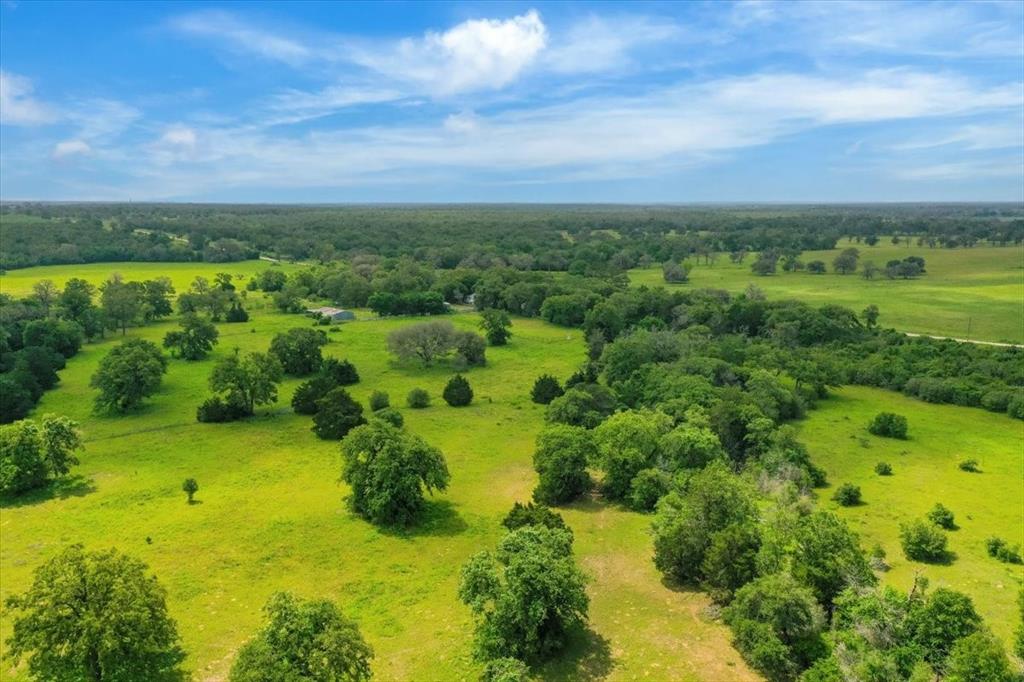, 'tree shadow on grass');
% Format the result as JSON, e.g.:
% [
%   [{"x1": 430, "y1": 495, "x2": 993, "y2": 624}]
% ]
[
  {"x1": 536, "y1": 627, "x2": 616, "y2": 682},
  {"x1": 377, "y1": 499, "x2": 469, "y2": 539},
  {"x1": 0, "y1": 474, "x2": 96, "y2": 508}
]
